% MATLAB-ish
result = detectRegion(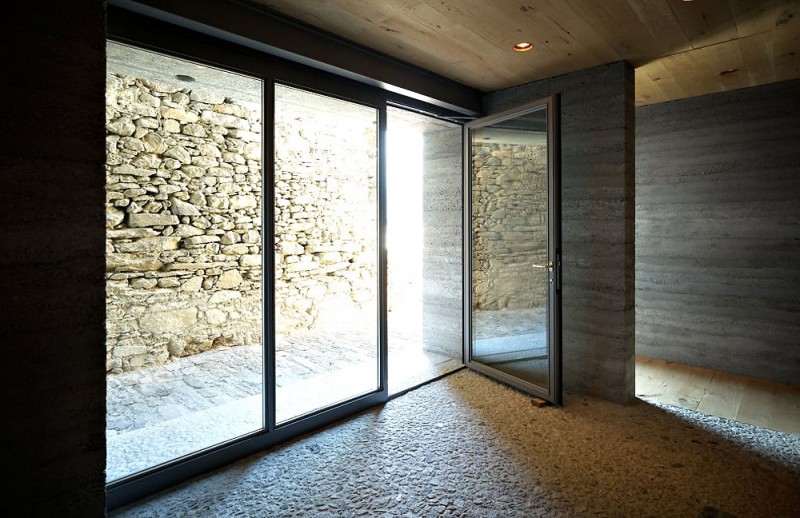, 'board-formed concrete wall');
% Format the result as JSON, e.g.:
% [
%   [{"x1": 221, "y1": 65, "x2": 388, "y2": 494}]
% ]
[
  {"x1": 483, "y1": 61, "x2": 636, "y2": 404},
  {"x1": 2, "y1": 1, "x2": 107, "y2": 515},
  {"x1": 421, "y1": 125, "x2": 463, "y2": 359},
  {"x1": 636, "y1": 79, "x2": 800, "y2": 386}
]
